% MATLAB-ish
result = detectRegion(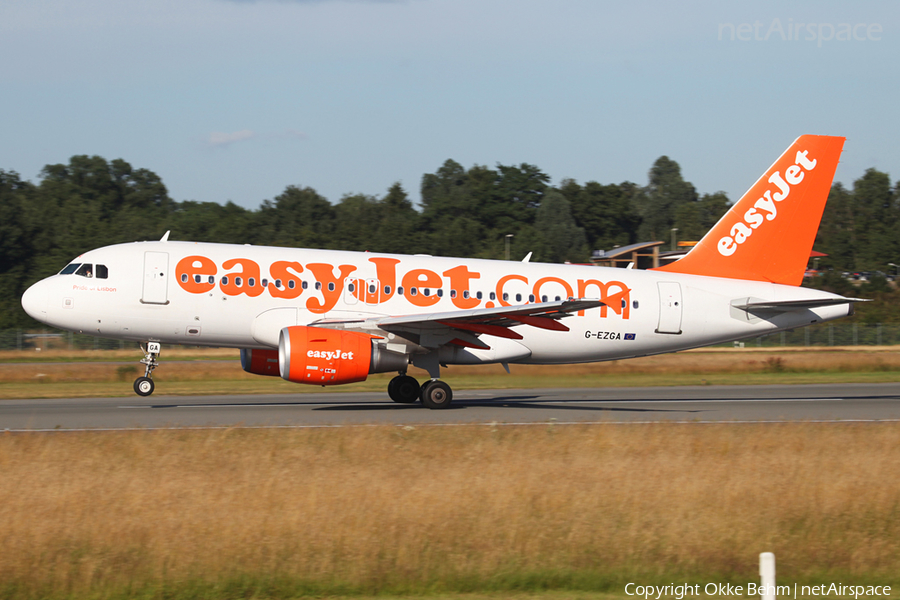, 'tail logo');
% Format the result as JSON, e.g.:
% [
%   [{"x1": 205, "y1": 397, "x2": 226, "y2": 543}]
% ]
[{"x1": 717, "y1": 150, "x2": 818, "y2": 257}]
